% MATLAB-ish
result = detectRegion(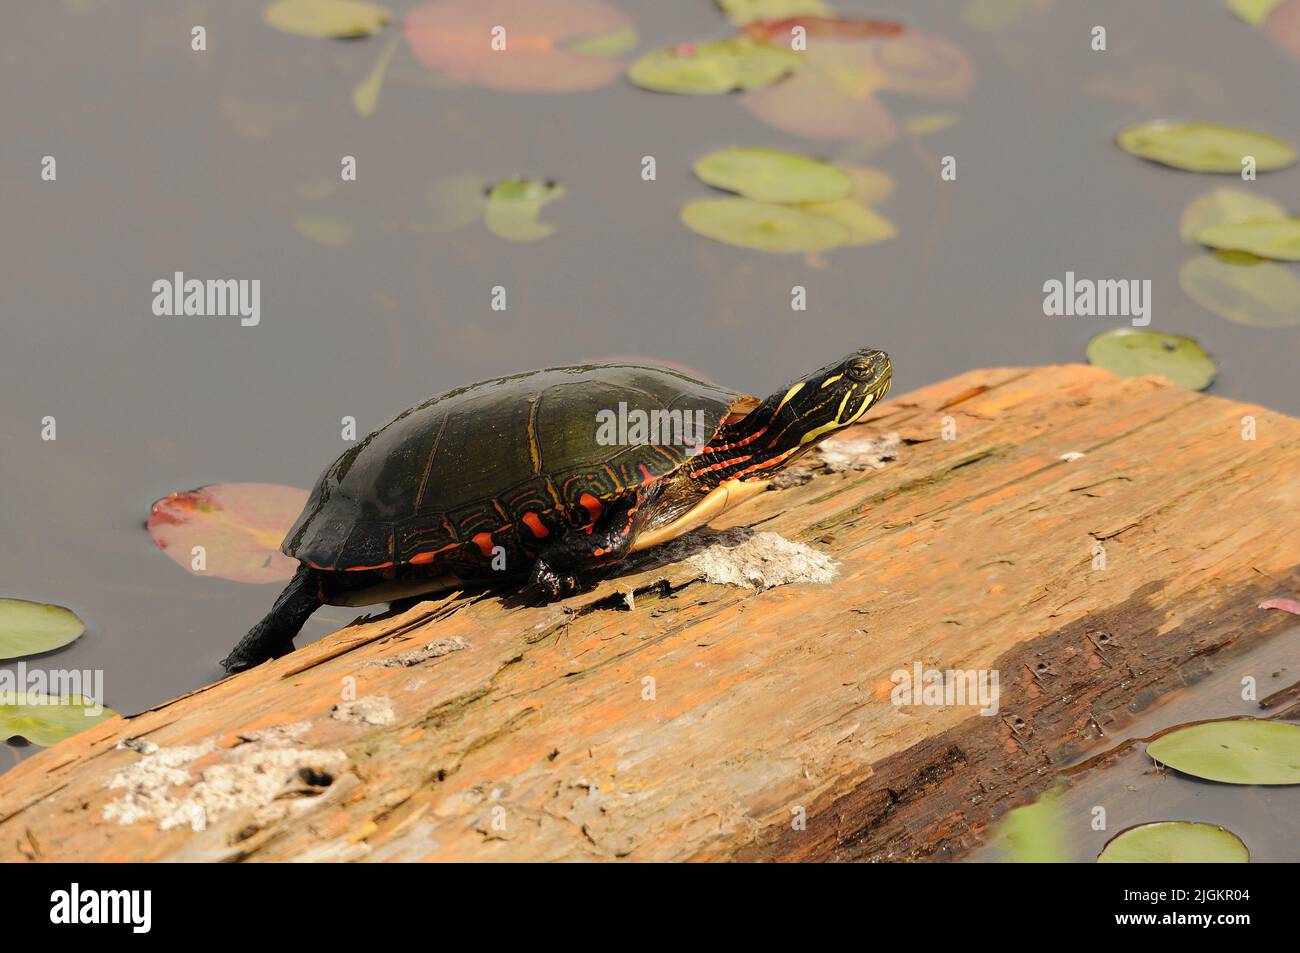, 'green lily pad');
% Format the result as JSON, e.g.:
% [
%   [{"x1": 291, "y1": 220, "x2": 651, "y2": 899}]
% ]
[
  {"x1": 1228, "y1": 0, "x2": 1286, "y2": 24},
  {"x1": 693, "y1": 147, "x2": 853, "y2": 203},
  {"x1": 0, "y1": 693, "x2": 116, "y2": 747},
  {"x1": 1116, "y1": 121, "x2": 1297, "y2": 173},
  {"x1": 0, "y1": 599, "x2": 85, "y2": 661},
  {"x1": 1147, "y1": 719, "x2": 1300, "y2": 785},
  {"x1": 1097, "y1": 822, "x2": 1248, "y2": 863},
  {"x1": 627, "y1": 38, "x2": 799, "y2": 95},
  {"x1": 717, "y1": 0, "x2": 831, "y2": 26},
  {"x1": 1086, "y1": 328, "x2": 1215, "y2": 391},
  {"x1": 796, "y1": 198, "x2": 896, "y2": 245},
  {"x1": 264, "y1": 0, "x2": 390, "y2": 39},
  {"x1": 1178, "y1": 189, "x2": 1287, "y2": 243},
  {"x1": 990, "y1": 791, "x2": 1071, "y2": 862},
  {"x1": 681, "y1": 197, "x2": 849, "y2": 252},
  {"x1": 294, "y1": 217, "x2": 355, "y2": 246},
  {"x1": 1180, "y1": 253, "x2": 1300, "y2": 327},
  {"x1": 484, "y1": 178, "x2": 564, "y2": 242},
  {"x1": 1193, "y1": 218, "x2": 1300, "y2": 261}
]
